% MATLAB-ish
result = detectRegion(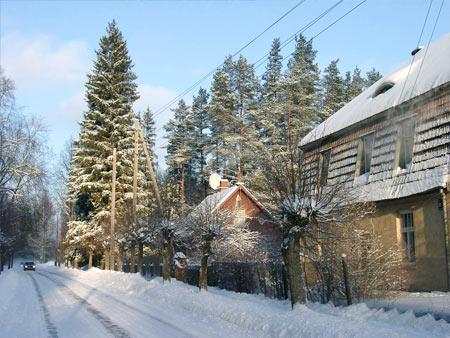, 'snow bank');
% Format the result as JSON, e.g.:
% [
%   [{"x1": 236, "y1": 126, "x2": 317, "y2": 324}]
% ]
[
  {"x1": 366, "y1": 291, "x2": 450, "y2": 322},
  {"x1": 41, "y1": 265, "x2": 450, "y2": 338}
]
